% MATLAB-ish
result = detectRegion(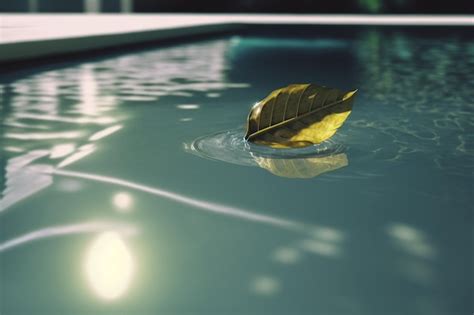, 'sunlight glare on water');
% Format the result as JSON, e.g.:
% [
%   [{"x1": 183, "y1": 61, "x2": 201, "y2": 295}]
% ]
[{"x1": 84, "y1": 231, "x2": 134, "y2": 301}]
